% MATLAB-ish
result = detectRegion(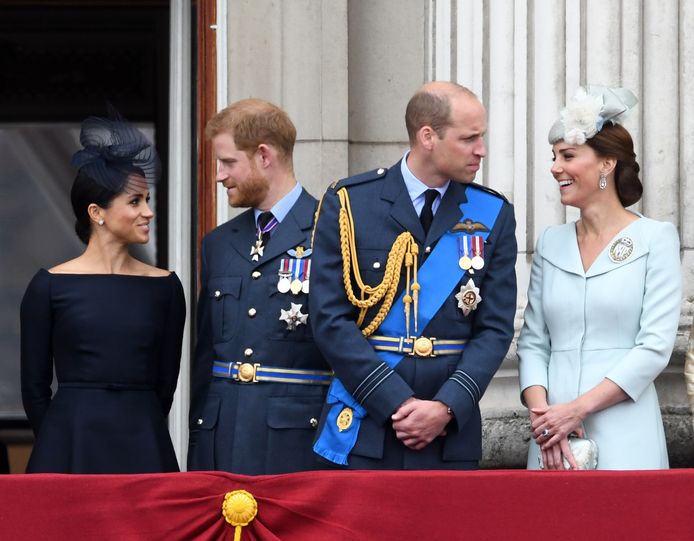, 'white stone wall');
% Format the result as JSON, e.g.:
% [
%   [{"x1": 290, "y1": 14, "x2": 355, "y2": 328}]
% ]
[{"x1": 219, "y1": 0, "x2": 349, "y2": 223}]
